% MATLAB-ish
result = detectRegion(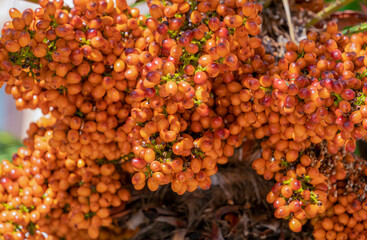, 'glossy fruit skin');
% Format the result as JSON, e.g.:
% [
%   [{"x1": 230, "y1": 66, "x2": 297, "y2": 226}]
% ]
[{"x1": 289, "y1": 218, "x2": 302, "y2": 232}]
